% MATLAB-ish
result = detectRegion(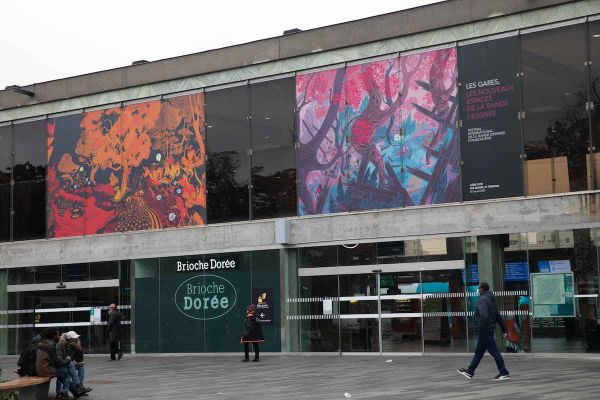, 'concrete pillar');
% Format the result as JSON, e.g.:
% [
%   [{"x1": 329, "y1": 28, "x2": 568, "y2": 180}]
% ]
[
  {"x1": 476, "y1": 235, "x2": 505, "y2": 292},
  {"x1": 476, "y1": 235, "x2": 506, "y2": 343},
  {"x1": 0, "y1": 269, "x2": 7, "y2": 355},
  {"x1": 280, "y1": 248, "x2": 299, "y2": 352}
]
